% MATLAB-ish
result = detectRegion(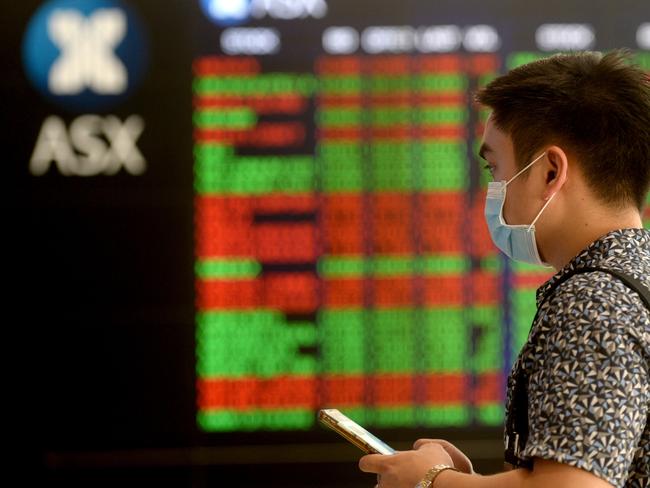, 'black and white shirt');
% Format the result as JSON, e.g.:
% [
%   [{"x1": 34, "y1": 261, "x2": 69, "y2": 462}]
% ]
[{"x1": 505, "y1": 228, "x2": 650, "y2": 487}]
